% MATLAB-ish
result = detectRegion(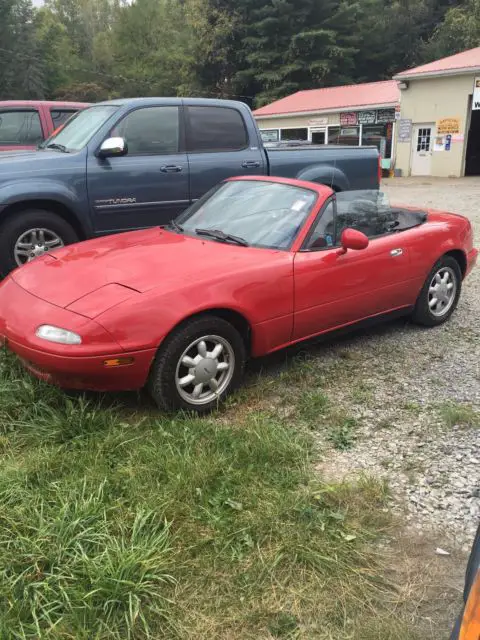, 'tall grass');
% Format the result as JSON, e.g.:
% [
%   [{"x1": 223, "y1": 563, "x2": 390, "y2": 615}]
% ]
[{"x1": 0, "y1": 352, "x2": 421, "y2": 638}]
